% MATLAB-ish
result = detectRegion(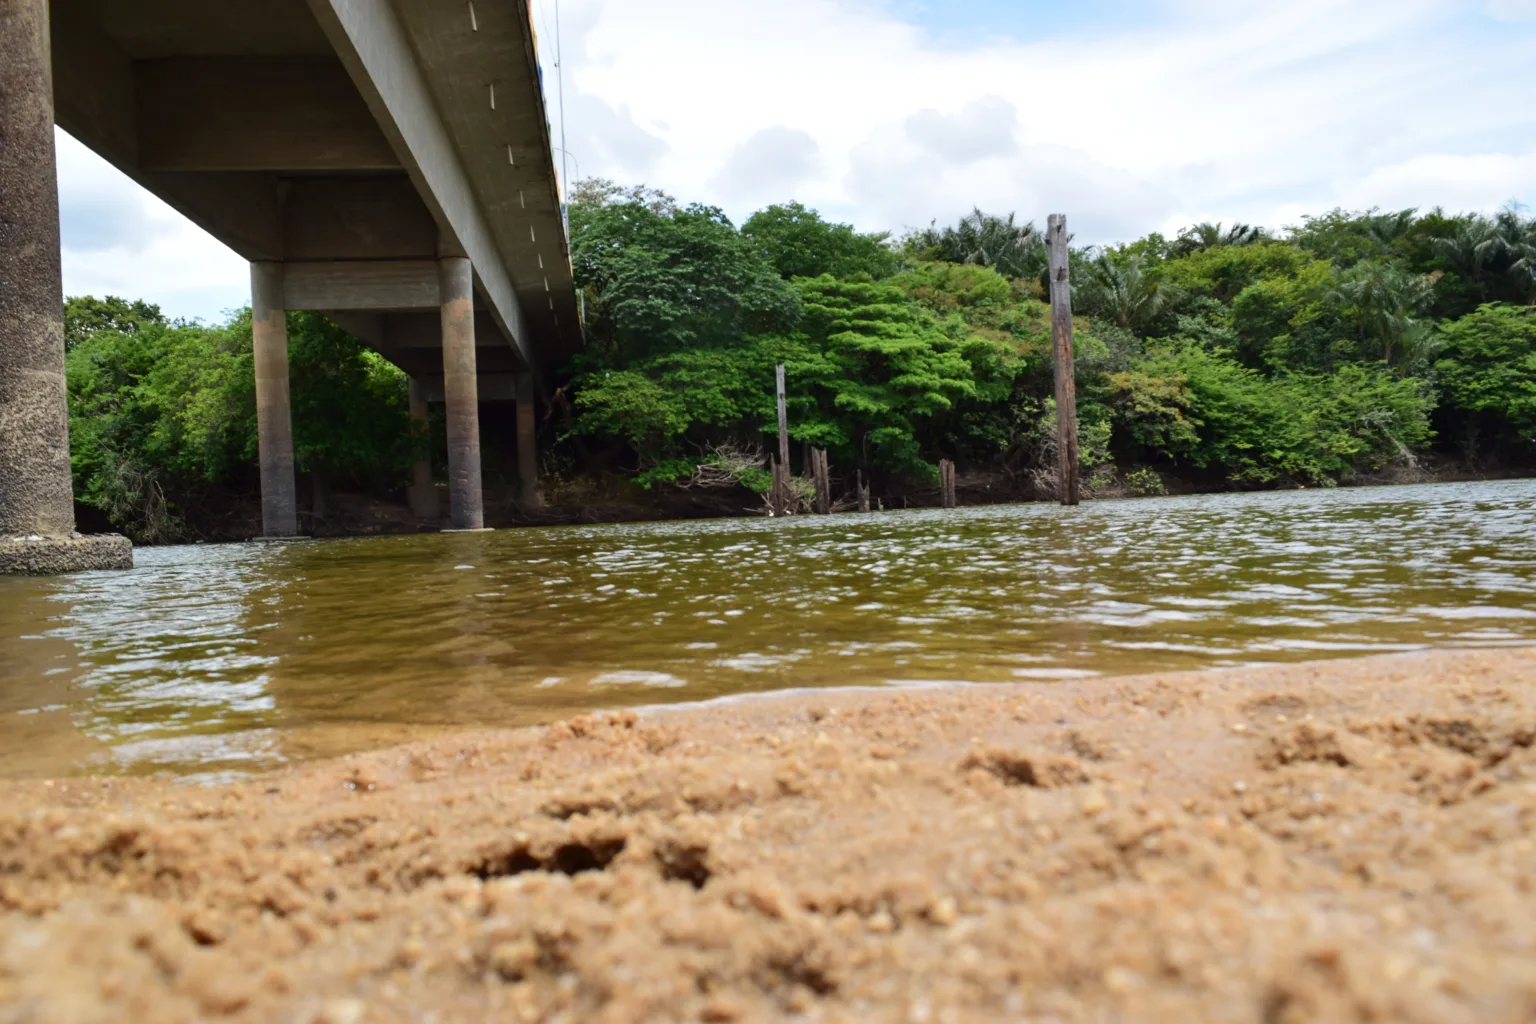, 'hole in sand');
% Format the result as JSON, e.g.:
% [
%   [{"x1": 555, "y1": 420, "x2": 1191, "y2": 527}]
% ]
[
  {"x1": 655, "y1": 841, "x2": 712, "y2": 889},
  {"x1": 469, "y1": 838, "x2": 627, "y2": 880}
]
